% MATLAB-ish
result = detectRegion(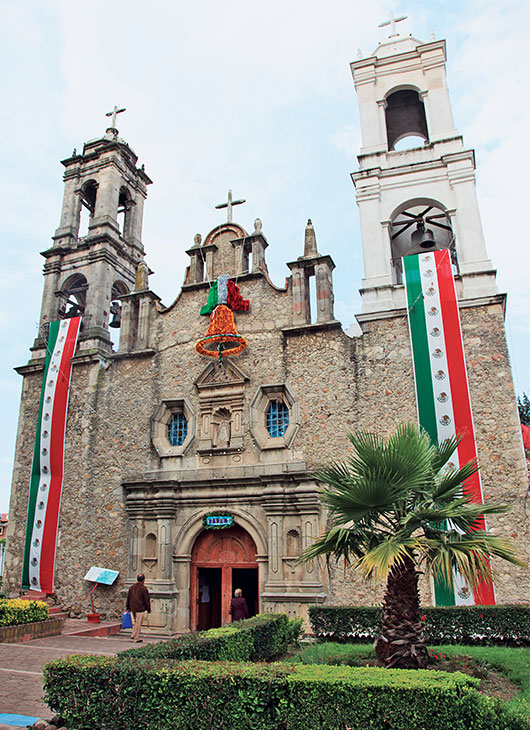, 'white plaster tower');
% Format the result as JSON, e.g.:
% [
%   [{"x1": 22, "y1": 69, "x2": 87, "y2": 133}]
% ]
[{"x1": 351, "y1": 20, "x2": 497, "y2": 318}]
